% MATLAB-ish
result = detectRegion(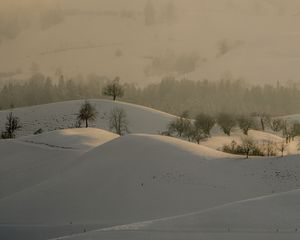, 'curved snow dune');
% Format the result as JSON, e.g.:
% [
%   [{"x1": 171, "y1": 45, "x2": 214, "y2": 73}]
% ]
[
  {"x1": 2, "y1": 135, "x2": 300, "y2": 240},
  {"x1": 0, "y1": 134, "x2": 235, "y2": 224},
  {"x1": 0, "y1": 99, "x2": 176, "y2": 137},
  {"x1": 54, "y1": 190, "x2": 300, "y2": 240},
  {"x1": 0, "y1": 140, "x2": 80, "y2": 200},
  {"x1": 18, "y1": 128, "x2": 119, "y2": 151},
  {"x1": 0, "y1": 128, "x2": 118, "y2": 200},
  {"x1": 141, "y1": 189, "x2": 300, "y2": 232}
]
